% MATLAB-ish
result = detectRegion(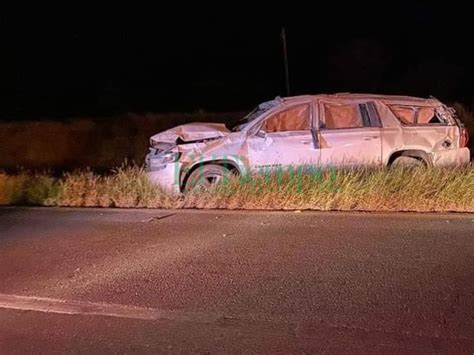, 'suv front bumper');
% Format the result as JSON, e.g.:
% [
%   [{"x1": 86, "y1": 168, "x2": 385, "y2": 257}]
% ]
[{"x1": 145, "y1": 149, "x2": 182, "y2": 194}]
